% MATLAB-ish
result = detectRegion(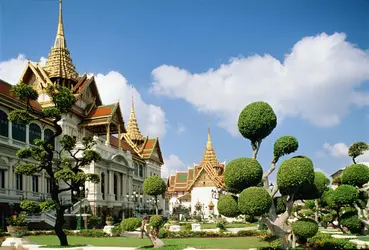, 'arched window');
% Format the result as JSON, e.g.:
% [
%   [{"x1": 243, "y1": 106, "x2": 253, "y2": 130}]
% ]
[
  {"x1": 101, "y1": 173, "x2": 105, "y2": 200},
  {"x1": 44, "y1": 129, "x2": 55, "y2": 149},
  {"x1": 0, "y1": 110, "x2": 8, "y2": 137},
  {"x1": 29, "y1": 123, "x2": 41, "y2": 145},
  {"x1": 114, "y1": 174, "x2": 118, "y2": 201},
  {"x1": 12, "y1": 122, "x2": 26, "y2": 142}
]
